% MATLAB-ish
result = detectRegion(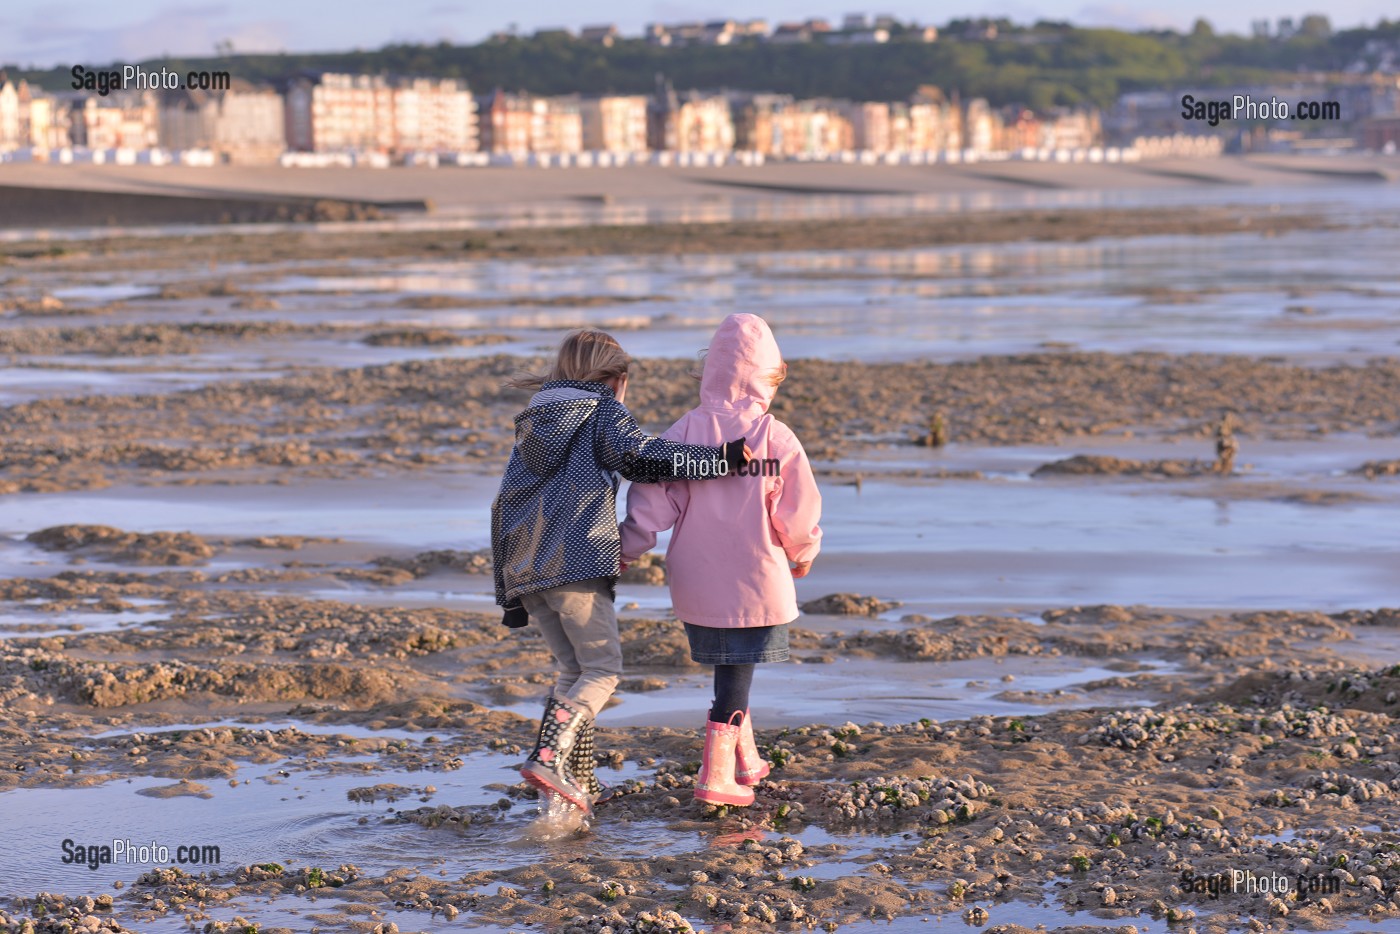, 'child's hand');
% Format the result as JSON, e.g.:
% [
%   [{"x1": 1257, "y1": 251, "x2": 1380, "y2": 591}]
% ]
[
  {"x1": 722, "y1": 437, "x2": 751, "y2": 472},
  {"x1": 791, "y1": 560, "x2": 813, "y2": 578}
]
